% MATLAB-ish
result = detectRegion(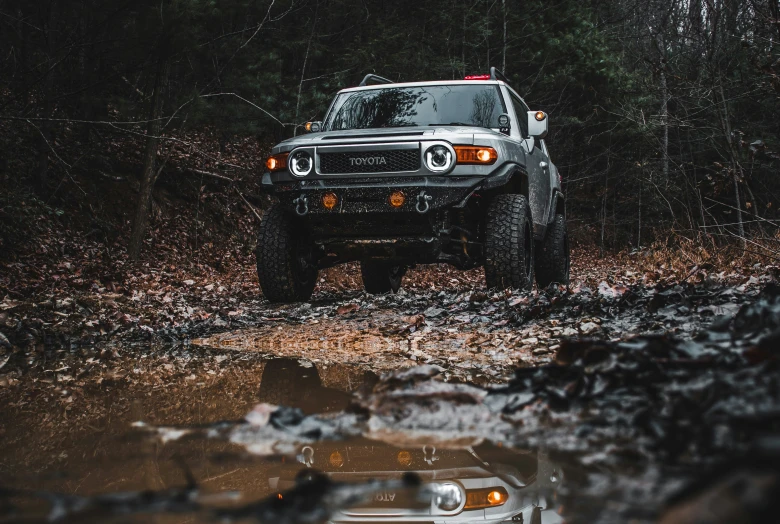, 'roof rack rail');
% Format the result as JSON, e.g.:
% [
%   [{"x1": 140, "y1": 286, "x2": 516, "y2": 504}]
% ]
[
  {"x1": 359, "y1": 73, "x2": 394, "y2": 87},
  {"x1": 489, "y1": 67, "x2": 510, "y2": 84}
]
